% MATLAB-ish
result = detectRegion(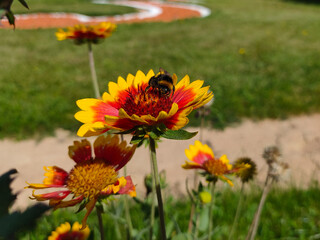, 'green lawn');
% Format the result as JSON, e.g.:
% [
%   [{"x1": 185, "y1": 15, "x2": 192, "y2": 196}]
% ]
[
  {"x1": 12, "y1": 0, "x2": 137, "y2": 16},
  {"x1": 1, "y1": 0, "x2": 320, "y2": 139}
]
